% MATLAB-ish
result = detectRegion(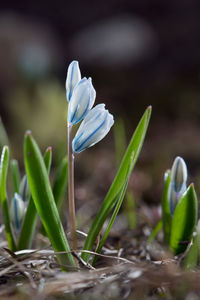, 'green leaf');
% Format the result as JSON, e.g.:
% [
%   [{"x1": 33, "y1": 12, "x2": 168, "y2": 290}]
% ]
[
  {"x1": 147, "y1": 220, "x2": 162, "y2": 243},
  {"x1": 161, "y1": 170, "x2": 172, "y2": 245},
  {"x1": 113, "y1": 118, "x2": 127, "y2": 167},
  {"x1": 170, "y1": 184, "x2": 198, "y2": 254},
  {"x1": 10, "y1": 159, "x2": 21, "y2": 193},
  {"x1": 53, "y1": 156, "x2": 68, "y2": 209},
  {"x1": 0, "y1": 146, "x2": 16, "y2": 251},
  {"x1": 184, "y1": 220, "x2": 200, "y2": 270},
  {"x1": 125, "y1": 190, "x2": 137, "y2": 230},
  {"x1": 92, "y1": 179, "x2": 128, "y2": 265},
  {"x1": 24, "y1": 131, "x2": 75, "y2": 268},
  {"x1": 82, "y1": 106, "x2": 152, "y2": 262},
  {"x1": 0, "y1": 117, "x2": 9, "y2": 150},
  {"x1": 18, "y1": 147, "x2": 52, "y2": 250},
  {"x1": 43, "y1": 147, "x2": 52, "y2": 174}
]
